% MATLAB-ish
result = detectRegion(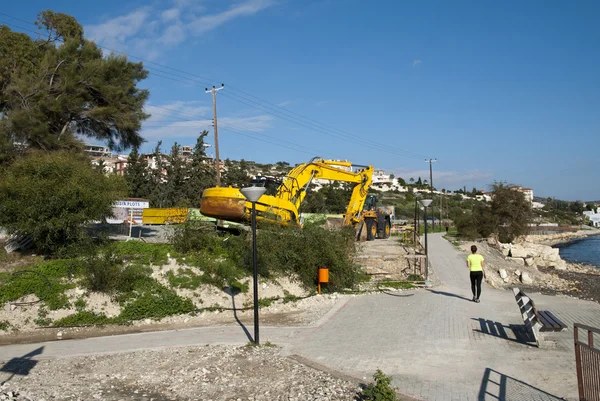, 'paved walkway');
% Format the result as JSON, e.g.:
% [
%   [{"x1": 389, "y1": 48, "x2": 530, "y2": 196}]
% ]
[{"x1": 1, "y1": 234, "x2": 599, "y2": 400}]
